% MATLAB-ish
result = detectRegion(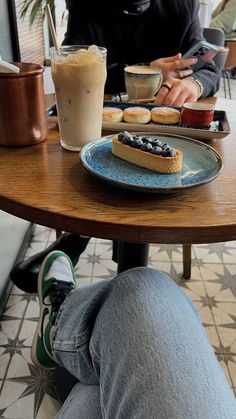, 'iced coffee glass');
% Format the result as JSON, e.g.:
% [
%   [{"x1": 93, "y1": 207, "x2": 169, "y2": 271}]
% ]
[
  {"x1": 124, "y1": 64, "x2": 162, "y2": 101},
  {"x1": 50, "y1": 45, "x2": 107, "y2": 151}
]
